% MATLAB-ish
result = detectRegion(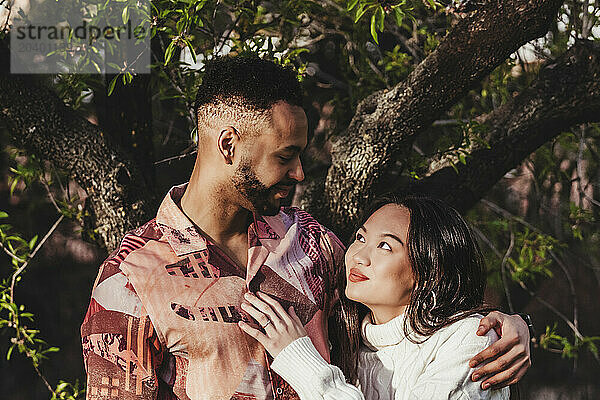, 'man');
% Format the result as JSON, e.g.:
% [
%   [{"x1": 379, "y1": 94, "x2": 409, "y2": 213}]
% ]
[{"x1": 81, "y1": 56, "x2": 531, "y2": 399}]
